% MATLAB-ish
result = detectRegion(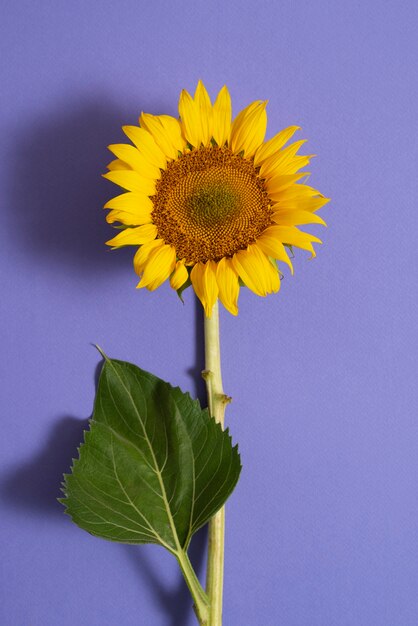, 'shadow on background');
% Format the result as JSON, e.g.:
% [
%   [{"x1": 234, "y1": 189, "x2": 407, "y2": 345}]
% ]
[
  {"x1": 188, "y1": 296, "x2": 207, "y2": 405},
  {"x1": 1, "y1": 407, "x2": 207, "y2": 625},
  {"x1": 125, "y1": 526, "x2": 208, "y2": 626},
  {"x1": 7, "y1": 95, "x2": 139, "y2": 276},
  {"x1": 1, "y1": 415, "x2": 89, "y2": 516},
  {"x1": 3, "y1": 95, "x2": 209, "y2": 625},
  {"x1": 1, "y1": 362, "x2": 102, "y2": 516}
]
